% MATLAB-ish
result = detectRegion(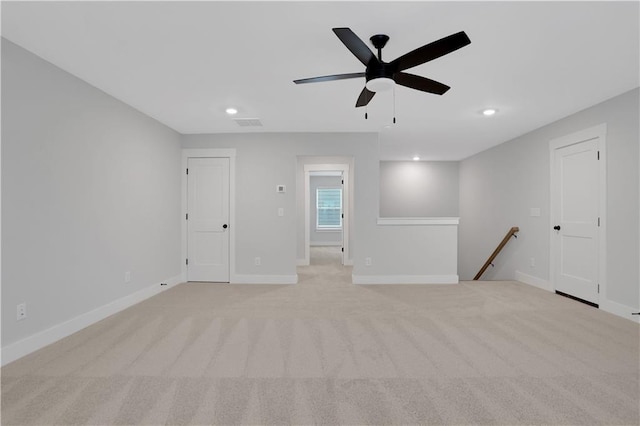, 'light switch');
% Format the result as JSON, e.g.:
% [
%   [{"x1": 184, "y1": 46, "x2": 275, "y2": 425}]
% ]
[
  {"x1": 530, "y1": 208, "x2": 541, "y2": 217},
  {"x1": 278, "y1": 208, "x2": 284, "y2": 217}
]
